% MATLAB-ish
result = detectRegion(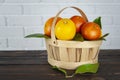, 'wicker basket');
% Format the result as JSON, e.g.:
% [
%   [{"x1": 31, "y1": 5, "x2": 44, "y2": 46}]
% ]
[{"x1": 45, "y1": 6, "x2": 102, "y2": 70}]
